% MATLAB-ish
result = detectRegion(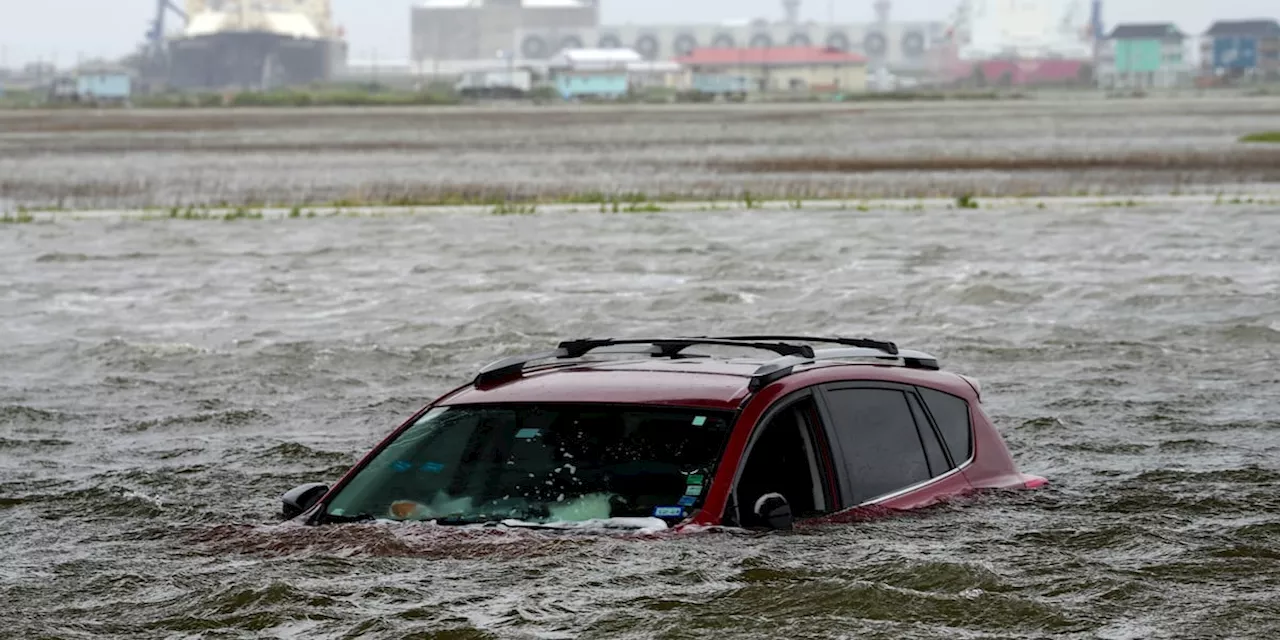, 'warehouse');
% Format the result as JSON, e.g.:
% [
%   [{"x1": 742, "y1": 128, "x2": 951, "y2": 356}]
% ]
[{"x1": 677, "y1": 46, "x2": 869, "y2": 94}]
